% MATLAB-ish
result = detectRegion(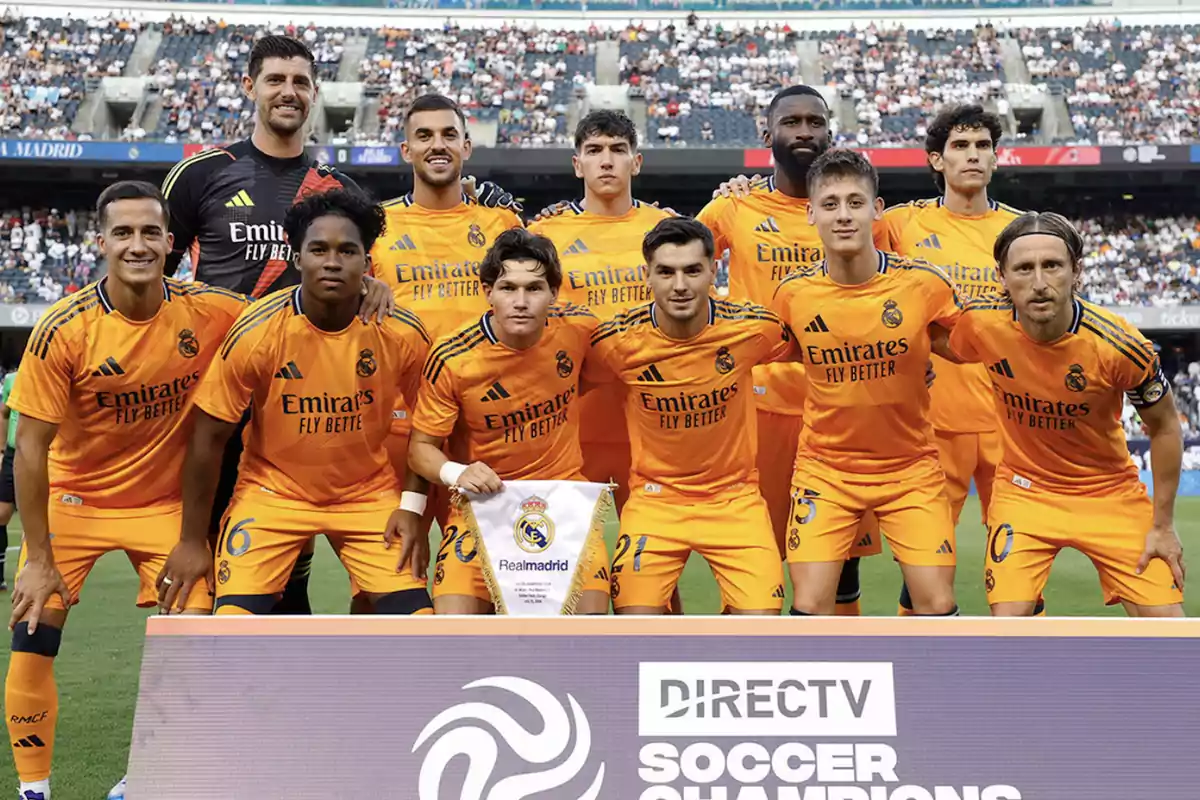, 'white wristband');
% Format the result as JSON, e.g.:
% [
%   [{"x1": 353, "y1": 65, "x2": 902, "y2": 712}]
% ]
[
  {"x1": 399, "y1": 491, "x2": 427, "y2": 515},
  {"x1": 439, "y1": 461, "x2": 468, "y2": 487}
]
